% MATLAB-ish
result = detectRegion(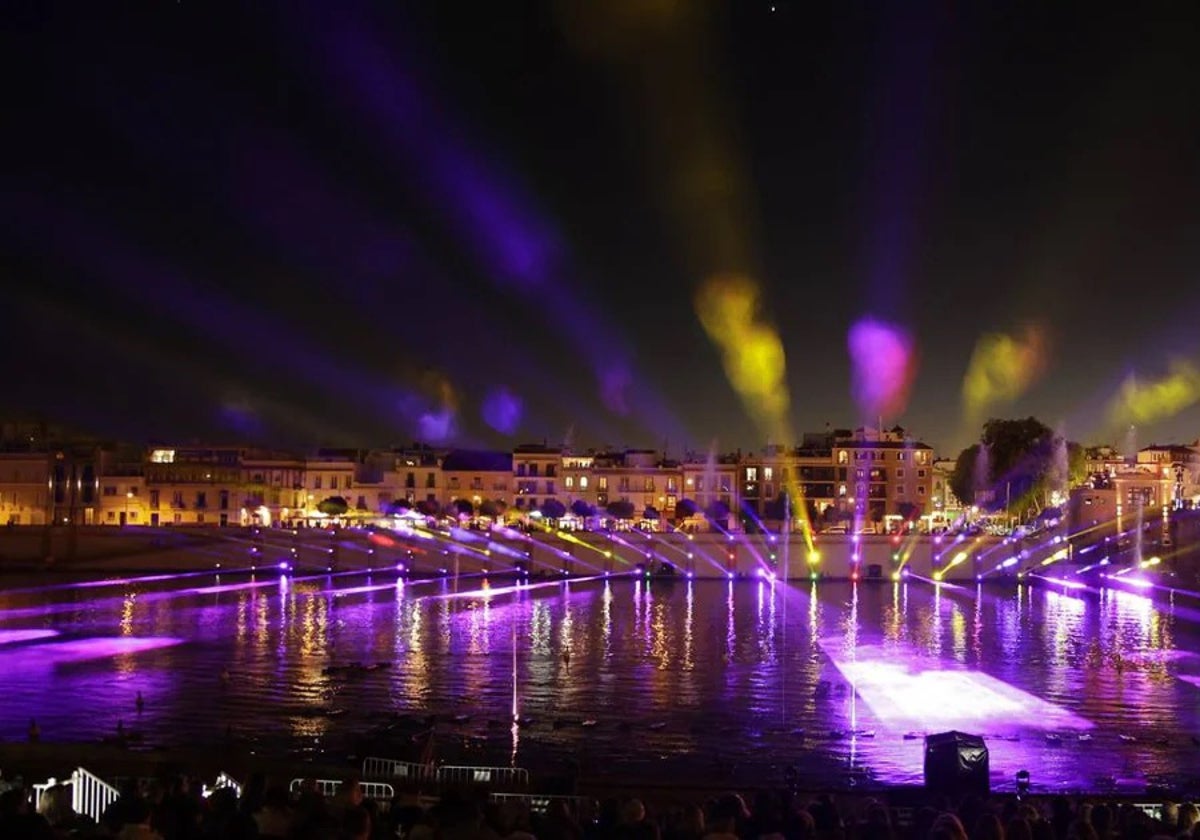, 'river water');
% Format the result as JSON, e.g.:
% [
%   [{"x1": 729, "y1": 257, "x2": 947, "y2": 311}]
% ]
[{"x1": 2, "y1": 571, "x2": 1199, "y2": 794}]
